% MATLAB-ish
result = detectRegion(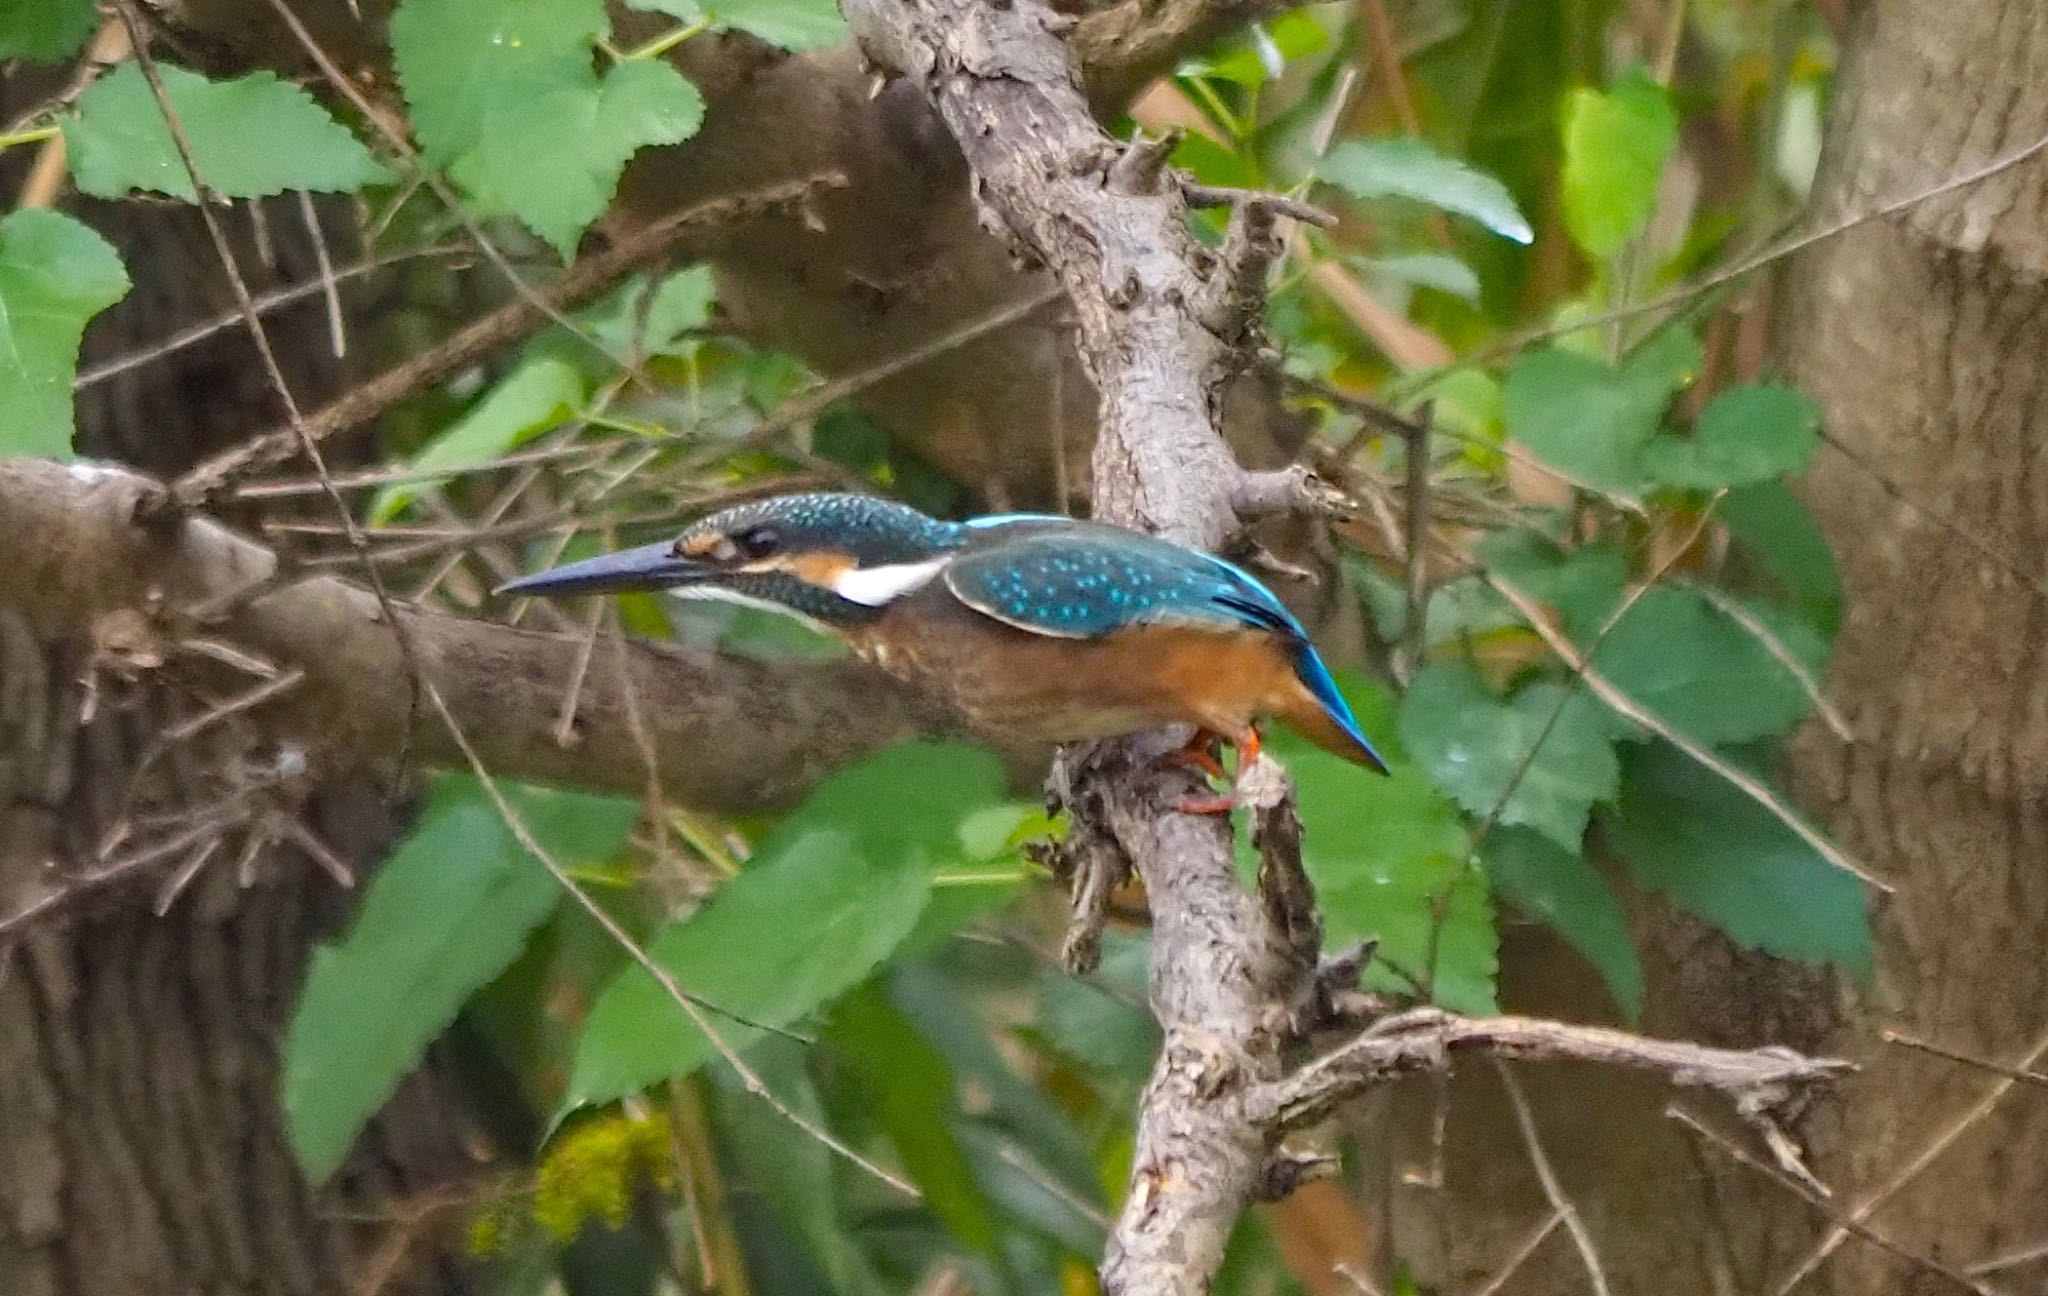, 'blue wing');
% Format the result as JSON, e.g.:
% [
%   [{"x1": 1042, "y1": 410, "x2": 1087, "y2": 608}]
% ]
[{"x1": 944, "y1": 529, "x2": 1381, "y2": 763}]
